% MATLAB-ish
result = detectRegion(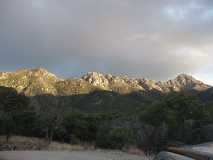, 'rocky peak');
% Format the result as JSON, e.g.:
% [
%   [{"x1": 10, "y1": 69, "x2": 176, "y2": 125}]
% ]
[
  {"x1": 0, "y1": 68, "x2": 59, "y2": 96},
  {"x1": 82, "y1": 72, "x2": 144, "y2": 91},
  {"x1": 140, "y1": 79, "x2": 163, "y2": 91},
  {"x1": 175, "y1": 74, "x2": 209, "y2": 89},
  {"x1": 159, "y1": 74, "x2": 210, "y2": 92},
  {"x1": 26, "y1": 68, "x2": 58, "y2": 79},
  {"x1": 82, "y1": 72, "x2": 109, "y2": 89},
  {"x1": 2, "y1": 68, "x2": 58, "y2": 80},
  {"x1": 175, "y1": 74, "x2": 198, "y2": 84}
]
